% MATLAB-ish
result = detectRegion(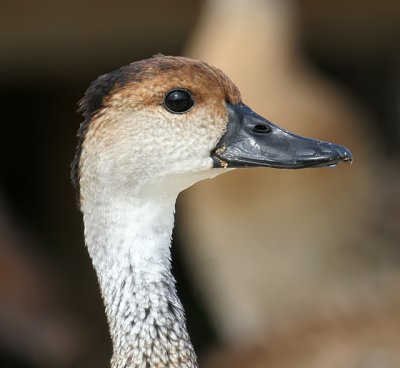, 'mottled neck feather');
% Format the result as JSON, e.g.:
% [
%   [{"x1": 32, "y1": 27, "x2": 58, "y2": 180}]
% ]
[{"x1": 82, "y1": 193, "x2": 197, "y2": 368}]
